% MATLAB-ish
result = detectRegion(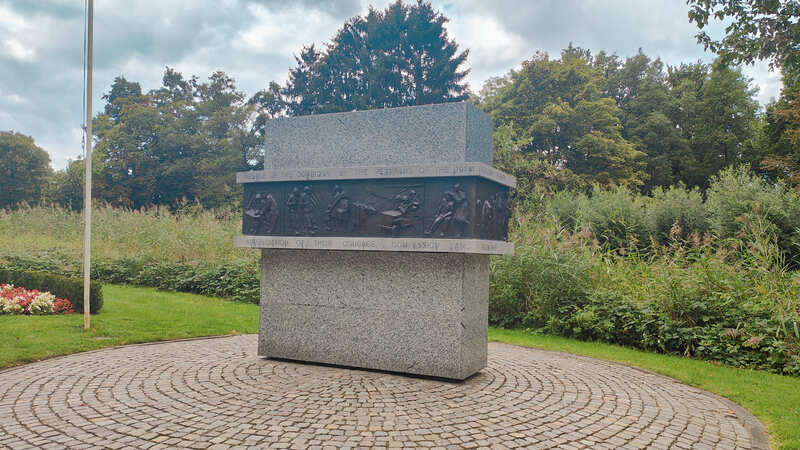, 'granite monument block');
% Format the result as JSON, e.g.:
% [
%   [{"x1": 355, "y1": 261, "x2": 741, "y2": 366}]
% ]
[{"x1": 236, "y1": 101, "x2": 514, "y2": 379}]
